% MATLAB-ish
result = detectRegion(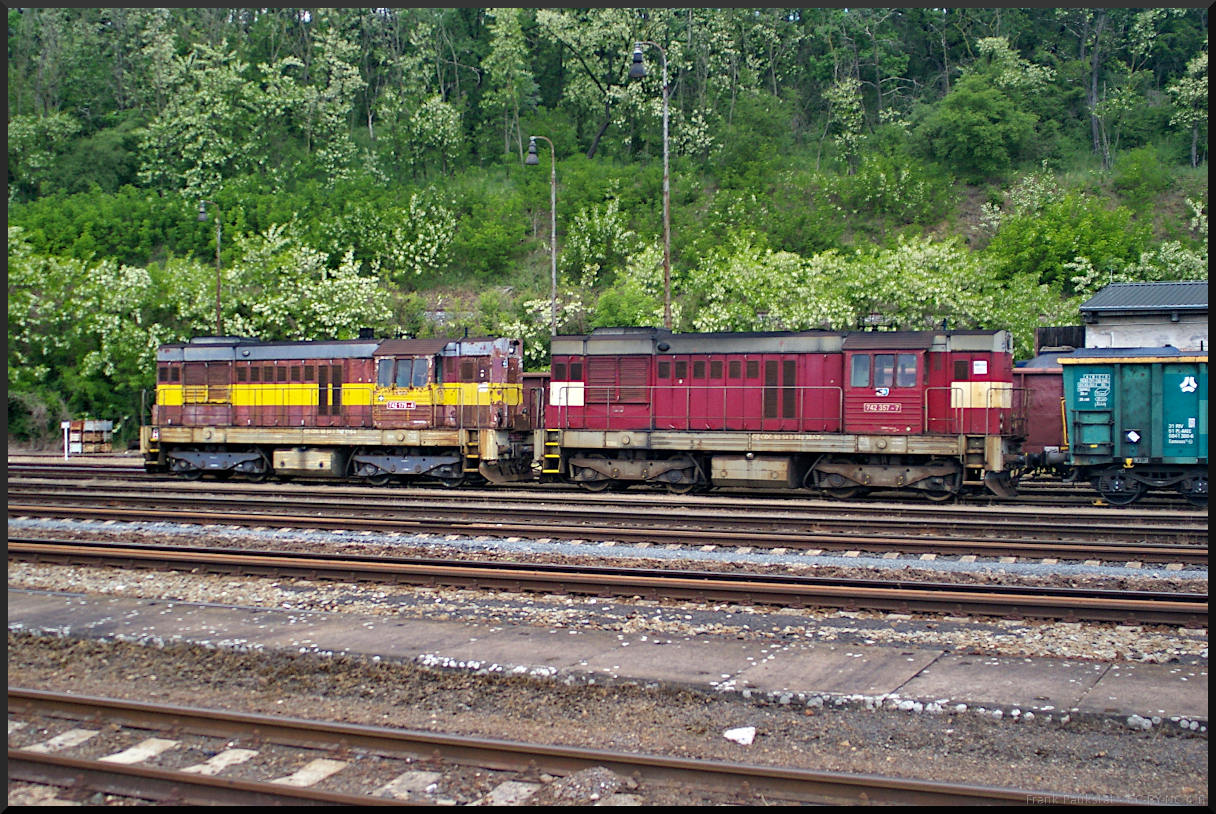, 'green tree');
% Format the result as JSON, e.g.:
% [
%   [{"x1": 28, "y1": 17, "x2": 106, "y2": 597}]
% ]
[
  {"x1": 1168, "y1": 41, "x2": 1208, "y2": 168},
  {"x1": 483, "y1": 8, "x2": 536, "y2": 161},
  {"x1": 985, "y1": 192, "x2": 1150, "y2": 293},
  {"x1": 912, "y1": 71, "x2": 1037, "y2": 182}
]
